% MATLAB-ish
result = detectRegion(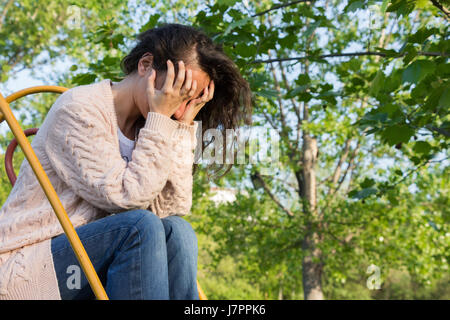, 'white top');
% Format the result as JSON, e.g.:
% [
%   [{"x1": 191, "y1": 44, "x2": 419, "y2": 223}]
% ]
[{"x1": 117, "y1": 126, "x2": 136, "y2": 163}]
